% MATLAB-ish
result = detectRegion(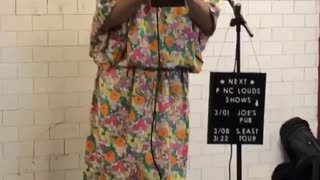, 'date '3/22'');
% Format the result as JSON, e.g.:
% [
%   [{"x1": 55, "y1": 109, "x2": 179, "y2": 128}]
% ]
[{"x1": 212, "y1": 135, "x2": 229, "y2": 142}]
